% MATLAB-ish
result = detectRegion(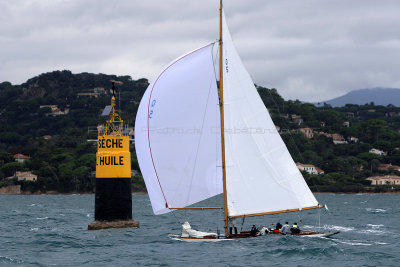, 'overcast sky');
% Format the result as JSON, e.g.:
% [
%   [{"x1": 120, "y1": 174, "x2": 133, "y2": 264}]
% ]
[{"x1": 1, "y1": 0, "x2": 400, "y2": 102}]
